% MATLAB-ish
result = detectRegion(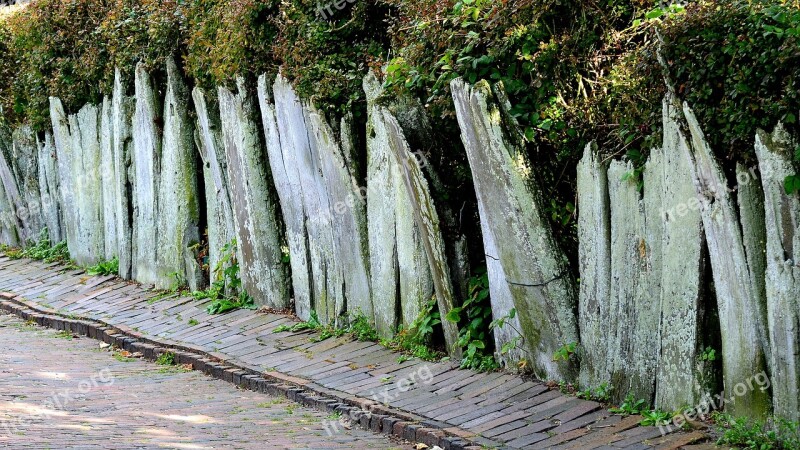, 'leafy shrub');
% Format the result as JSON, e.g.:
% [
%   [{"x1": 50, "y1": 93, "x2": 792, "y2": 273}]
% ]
[
  {"x1": 381, "y1": 0, "x2": 667, "y2": 252},
  {"x1": 183, "y1": 0, "x2": 279, "y2": 90},
  {"x1": 446, "y1": 268, "x2": 499, "y2": 371},
  {"x1": 192, "y1": 239, "x2": 256, "y2": 315},
  {"x1": 386, "y1": 299, "x2": 446, "y2": 362},
  {"x1": 714, "y1": 412, "x2": 800, "y2": 450},
  {"x1": 155, "y1": 351, "x2": 176, "y2": 366},
  {"x1": 86, "y1": 257, "x2": 119, "y2": 276},
  {"x1": 661, "y1": 0, "x2": 800, "y2": 162},
  {"x1": 0, "y1": 0, "x2": 389, "y2": 128},
  {"x1": 0, "y1": 0, "x2": 183, "y2": 129},
  {"x1": 609, "y1": 393, "x2": 647, "y2": 415},
  {"x1": 4, "y1": 228, "x2": 70, "y2": 264}
]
